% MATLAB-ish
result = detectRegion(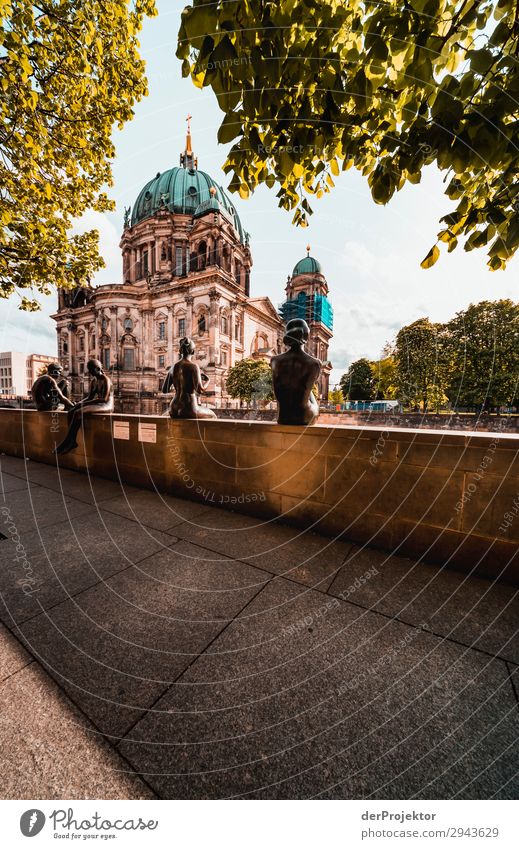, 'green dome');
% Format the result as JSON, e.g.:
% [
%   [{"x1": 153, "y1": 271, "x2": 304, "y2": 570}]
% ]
[
  {"x1": 293, "y1": 255, "x2": 322, "y2": 276},
  {"x1": 131, "y1": 166, "x2": 247, "y2": 243}
]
